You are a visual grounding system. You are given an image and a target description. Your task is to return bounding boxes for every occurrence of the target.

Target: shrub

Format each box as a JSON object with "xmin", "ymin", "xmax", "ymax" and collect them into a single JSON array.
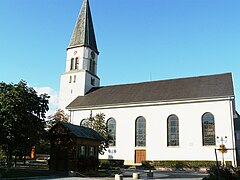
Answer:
[
  {"xmin": 203, "ymin": 165, "xmax": 240, "ymax": 180},
  {"xmin": 99, "ymin": 160, "xmax": 111, "ymax": 169},
  {"xmin": 145, "ymin": 160, "xmax": 218, "ymax": 169},
  {"xmin": 99, "ymin": 159, "xmax": 124, "ymax": 169},
  {"xmin": 142, "ymin": 161, "xmax": 155, "ymax": 170}
]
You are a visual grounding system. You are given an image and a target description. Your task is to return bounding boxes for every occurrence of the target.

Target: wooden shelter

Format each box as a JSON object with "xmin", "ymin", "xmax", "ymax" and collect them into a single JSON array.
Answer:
[{"xmin": 49, "ymin": 122, "xmax": 104, "ymax": 172}]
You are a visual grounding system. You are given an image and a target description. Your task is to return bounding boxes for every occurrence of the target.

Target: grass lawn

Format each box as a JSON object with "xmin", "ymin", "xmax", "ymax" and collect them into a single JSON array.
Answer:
[{"xmin": 0, "ymin": 168, "xmax": 50, "ymax": 178}]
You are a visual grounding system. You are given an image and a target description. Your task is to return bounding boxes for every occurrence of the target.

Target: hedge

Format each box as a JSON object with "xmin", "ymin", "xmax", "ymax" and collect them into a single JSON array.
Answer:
[{"xmin": 143, "ymin": 160, "xmax": 232, "ymax": 169}]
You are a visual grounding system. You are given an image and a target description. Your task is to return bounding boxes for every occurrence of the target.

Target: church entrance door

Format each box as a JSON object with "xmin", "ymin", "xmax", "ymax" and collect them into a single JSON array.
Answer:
[{"xmin": 135, "ymin": 150, "xmax": 146, "ymax": 163}]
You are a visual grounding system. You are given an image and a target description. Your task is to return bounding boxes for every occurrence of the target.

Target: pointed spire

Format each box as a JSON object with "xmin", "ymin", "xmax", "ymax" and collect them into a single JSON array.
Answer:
[{"xmin": 68, "ymin": 0, "xmax": 98, "ymax": 54}]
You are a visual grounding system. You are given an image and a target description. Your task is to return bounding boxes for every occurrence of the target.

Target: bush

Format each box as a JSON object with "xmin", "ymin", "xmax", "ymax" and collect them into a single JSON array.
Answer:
[
  {"xmin": 142, "ymin": 161, "xmax": 155, "ymax": 170},
  {"xmin": 99, "ymin": 159, "xmax": 124, "ymax": 169},
  {"xmin": 99, "ymin": 160, "xmax": 111, "ymax": 169},
  {"xmin": 203, "ymin": 166, "xmax": 240, "ymax": 180},
  {"xmin": 145, "ymin": 160, "xmax": 218, "ymax": 169}
]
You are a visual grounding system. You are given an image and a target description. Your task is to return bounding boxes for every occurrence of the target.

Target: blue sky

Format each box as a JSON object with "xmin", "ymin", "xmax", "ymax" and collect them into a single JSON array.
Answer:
[{"xmin": 0, "ymin": 0, "xmax": 240, "ymax": 113}]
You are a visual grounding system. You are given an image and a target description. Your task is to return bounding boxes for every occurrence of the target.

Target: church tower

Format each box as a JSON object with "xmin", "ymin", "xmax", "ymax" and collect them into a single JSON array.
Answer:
[{"xmin": 59, "ymin": 0, "xmax": 100, "ymax": 111}]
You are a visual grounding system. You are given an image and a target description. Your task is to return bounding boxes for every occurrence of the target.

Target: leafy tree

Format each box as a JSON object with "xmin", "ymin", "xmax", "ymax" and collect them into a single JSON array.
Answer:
[
  {"xmin": 46, "ymin": 109, "xmax": 69, "ymax": 128},
  {"xmin": 0, "ymin": 81, "xmax": 49, "ymax": 170},
  {"xmin": 85, "ymin": 113, "xmax": 109, "ymax": 154},
  {"xmin": 37, "ymin": 109, "xmax": 70, "ymax": 156}
]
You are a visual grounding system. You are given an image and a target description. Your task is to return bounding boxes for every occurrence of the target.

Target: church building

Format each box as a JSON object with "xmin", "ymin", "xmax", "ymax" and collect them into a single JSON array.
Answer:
[{"xmin": 59, "ymin": 0, "xmax": 240, "ymax": 166}]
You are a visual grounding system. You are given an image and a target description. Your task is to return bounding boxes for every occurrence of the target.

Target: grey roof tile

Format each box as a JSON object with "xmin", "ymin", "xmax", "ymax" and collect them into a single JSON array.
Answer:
[
  {"xmin": 67, "ymin": 73, "xmax": 234, "ymax": 109},
  {"xmin": 62, "ymin": 122, "xmax": 105, "ymax": 141}
]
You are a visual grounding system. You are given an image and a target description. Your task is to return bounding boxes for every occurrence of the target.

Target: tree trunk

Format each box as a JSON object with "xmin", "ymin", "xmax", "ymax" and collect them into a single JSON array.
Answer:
[
  {"xmin": 14, "ymin": 156, "xmax": 17, "ymax": 167},
  {"xmin": 23, "ymin": 156, "xmax": 26, "ymax": 165},
  {"xmin": 6, "ymin": 146, "xmax": 13, "ymax": 172}
]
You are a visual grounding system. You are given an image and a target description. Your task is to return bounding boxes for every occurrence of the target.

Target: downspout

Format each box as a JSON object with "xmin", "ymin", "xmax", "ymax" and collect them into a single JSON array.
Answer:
[
  {"xmin": 69, "ymin": 110, "xmax": 72, "ymax": 123},
  {"xmin": 229, "ymin": 97, "xmax": 236, "ymax": 167}
]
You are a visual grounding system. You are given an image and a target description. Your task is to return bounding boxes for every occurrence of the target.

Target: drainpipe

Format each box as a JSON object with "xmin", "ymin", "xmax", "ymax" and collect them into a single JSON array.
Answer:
[{"xmin": 229, "ymin": 96, "xmax": 236, "ymax": 167}]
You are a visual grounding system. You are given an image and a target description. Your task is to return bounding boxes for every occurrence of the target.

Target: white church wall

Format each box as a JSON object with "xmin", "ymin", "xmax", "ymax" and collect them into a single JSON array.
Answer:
[
  {"xmin": 66, "ymin": 47, "xmax": 84, "ymax": 72},
  {"xmin": 60, "ymin": 46, "xmax": 100, "ymax": 111},
  {"xmin": 59, "ymin": 72, "xmax": 86, "ymax": 110},
  {"xmin": 85, "ymin": 73, "xmax": 100, "ymax": 94},
  {"xmin": 70, "ymin": 98, "xmax": 236, "ymax": 165}
]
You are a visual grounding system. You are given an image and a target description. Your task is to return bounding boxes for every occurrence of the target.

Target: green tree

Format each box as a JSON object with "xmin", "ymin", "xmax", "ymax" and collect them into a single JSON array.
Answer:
[
  {"xmin": 36, "ymin": 109, "xmax": 70, "ymax": 155},
  {"xmin": 86, "ymin": 113, "xmax": 109, "ymax": 154},
  {"xmin": 0, "ymin": 81, "xmax": 49, "ymax": 170},
  {"xmin": 46, "ymin": 109, "xmax": 69, "ymax": 129}
]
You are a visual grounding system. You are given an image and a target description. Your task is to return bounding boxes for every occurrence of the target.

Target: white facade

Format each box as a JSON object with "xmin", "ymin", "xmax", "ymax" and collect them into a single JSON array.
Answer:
[
  {"xmin": 59, "ymin": 0, "xmax": 239, "ymax": 167},
  {"xmin": 59, "ymin": 46, "xmax": 99, "ymax": 110},
  {"xmin": 69, "ymin": 97, "xmax": 237, "ymax": 166}
]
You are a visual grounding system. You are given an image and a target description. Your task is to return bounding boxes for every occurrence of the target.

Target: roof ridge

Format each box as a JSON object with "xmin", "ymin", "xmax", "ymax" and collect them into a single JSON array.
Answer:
[
  {"xmin": 98, "ymin": 72, "xmax": 232, "ymax": 89},
  {"xmin": 68, "ymin": 72, "xmax": 234, "ymax": 109}
]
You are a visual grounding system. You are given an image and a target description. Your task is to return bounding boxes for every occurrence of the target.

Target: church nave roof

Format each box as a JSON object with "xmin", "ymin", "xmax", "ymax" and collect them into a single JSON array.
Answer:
[{"xmin": 67, "ymin": 73, "xmax": 234, "ymax": 109}]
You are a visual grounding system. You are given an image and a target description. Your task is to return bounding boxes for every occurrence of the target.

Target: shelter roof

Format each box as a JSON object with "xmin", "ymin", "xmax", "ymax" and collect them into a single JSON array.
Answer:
[{"xmin": 61, "ymin": 122, "xmax": 104, "ymax": 141}]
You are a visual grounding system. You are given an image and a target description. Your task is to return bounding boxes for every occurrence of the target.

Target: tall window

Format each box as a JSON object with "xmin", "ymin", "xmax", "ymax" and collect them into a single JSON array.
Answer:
[
  {"xmin": 107, "ymin": 118, "xmax": 116, "ymax": 146},
  {"xmin": 89, "ymin": 59, "xmax": 95, "ymax": 74},
  {"xmin": 135, "ymin": 117, "xmax": 146, "ymax": 147},
  {"xmin": 80, "ymin": 119, "xmax": 89, "ymax": 127},
  {"xmin": 202, "ymin": 112, "xmax": 216, "ymax": 146},
  {"xmin": 167, "ymin": 114, "xmax": 179, "ymax": 146},
  {"xmin": 70, "ymin": 58, "xmax": 74, "ymax": 70},
  {"xmin": 92, "ymin": 61, "xmax": 96, "ymax": 74},
  {"xmin": 75, "ymin": 57, "xmax": 79, "ymax": 70}
]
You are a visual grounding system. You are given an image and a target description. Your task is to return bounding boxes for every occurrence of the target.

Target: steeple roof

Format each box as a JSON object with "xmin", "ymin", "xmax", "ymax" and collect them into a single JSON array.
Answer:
[{"xmin": 68, "ymin": 0, "xmax": 98, "ymax": 53}]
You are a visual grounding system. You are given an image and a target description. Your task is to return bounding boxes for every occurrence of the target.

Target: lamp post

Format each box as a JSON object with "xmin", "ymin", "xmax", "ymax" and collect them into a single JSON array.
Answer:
[{"xmin": 217, "ymin": 136, "xmax": 227, "ymax": 167}]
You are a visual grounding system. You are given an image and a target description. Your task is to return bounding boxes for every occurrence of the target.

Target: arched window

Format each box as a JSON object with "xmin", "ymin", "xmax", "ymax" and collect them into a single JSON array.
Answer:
[
  {"xmin": 107, "ymin": 118, "xmax": 116, "ymax": 146},
  {"xmin": 80, "ymin": 119, "xmax": 89, "ymax": 127},
  {"xmin": 202, "ymin": 112, "xmax": 216, "ymax": 146},
  {"xmin": 135, "ymin": 117, "xmax": 146, "ymax": 147},
  {"xmin": 167, "ymin": 114, "xmax": 179, "ymax": 146}
]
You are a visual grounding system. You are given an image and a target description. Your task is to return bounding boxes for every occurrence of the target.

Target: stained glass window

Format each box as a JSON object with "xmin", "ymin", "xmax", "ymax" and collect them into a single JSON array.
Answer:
[
  {"xmin": 135, "ymin": 117, "xmax": 146, "ymax": 147},
  {"xmin": 167, "ymin": 115, "xmax": 179, "ymax": 146},
  {"xmin": 107, "ymin": 118, "xmax": 116, "ymax": 146},
  {"xmin": 202, "ymin": 112, "xmax": 215, "ymax": 146}
]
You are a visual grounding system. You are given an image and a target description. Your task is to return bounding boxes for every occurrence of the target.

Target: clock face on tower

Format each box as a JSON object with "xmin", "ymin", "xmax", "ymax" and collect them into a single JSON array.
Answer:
[{"xmin": 91, "ymin": 51, "xmax": 95, "ymax": 59}]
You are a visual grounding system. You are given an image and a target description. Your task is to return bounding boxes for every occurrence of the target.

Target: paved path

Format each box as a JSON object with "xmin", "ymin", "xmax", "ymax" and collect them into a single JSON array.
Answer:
[{"xmin": 38, "ymin": 169, "xmax": 207, "ymax": 180}]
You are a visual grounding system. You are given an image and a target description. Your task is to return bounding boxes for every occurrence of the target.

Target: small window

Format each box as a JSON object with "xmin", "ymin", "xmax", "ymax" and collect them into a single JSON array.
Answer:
[
  {"xmin": 202, "ymin": 112, "xmax": 216, "ymax": 146},
  {"xmin": 78, "ymin": 145, "xmax": 86, "ymax": 158},
  {"xmin": 91, "ymin": 78, "xmax": 95, "ymax": 86},
  {"xmin": 73, "ymin": 75, "xmax": 76, "ymax": 83},
  {"xmin": 69, "ymin": 76, "xmax": 72, "ymax": 83},
  {"xmin": 167, "ymin": 114, "xmax": 179, "ymax": 146},
  {"xmin": 75, "ymin": 57, "xmax": 79, "ymax": 70},
  {"xmin": 89, "ymin": 147, "xmax": 95, "ymax": 157}
]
